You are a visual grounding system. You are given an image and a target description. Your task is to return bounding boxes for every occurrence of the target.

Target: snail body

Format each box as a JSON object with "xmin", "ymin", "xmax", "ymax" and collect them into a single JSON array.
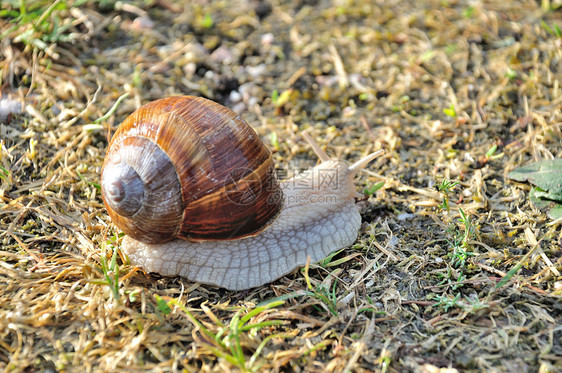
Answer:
[{"xmin": 101, "ymin": 96, "xmax": 382, "ymax": 290}]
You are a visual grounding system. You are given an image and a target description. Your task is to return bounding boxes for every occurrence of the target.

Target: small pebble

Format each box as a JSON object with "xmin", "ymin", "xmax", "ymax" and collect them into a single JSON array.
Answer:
[
  {"xmin": 261, "ymin": 33, "xmax": 274, "ymax": 46},
  {"xmin": 397, "ymin": 213, "xmax": 415, "ymax": 221},
  {"xmin": 210, "ymin": 45, "xmax": 234, "ymax": 64},
  {"xmin": 131, "ymin": 16, "xmax": 154, "ymax": 30},
  {"xmin": 0, "ymin": 97, "xmax": 24, "ymax": 121},
  {"xmin": 229, "ymin": 90, "xmax": 242, "ymax": 103}
]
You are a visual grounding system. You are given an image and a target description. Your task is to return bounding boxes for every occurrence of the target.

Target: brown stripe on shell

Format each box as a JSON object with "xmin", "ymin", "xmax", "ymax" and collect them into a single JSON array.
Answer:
[{"xmin": 179, "ymin": 153, "xmax": 283, "ymax": 240}]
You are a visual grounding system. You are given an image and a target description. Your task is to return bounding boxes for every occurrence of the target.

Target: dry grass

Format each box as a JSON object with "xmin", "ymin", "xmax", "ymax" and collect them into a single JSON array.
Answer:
[{"xmin": 1, "ymin": 0, "xmax": 561, "ymax": 371}]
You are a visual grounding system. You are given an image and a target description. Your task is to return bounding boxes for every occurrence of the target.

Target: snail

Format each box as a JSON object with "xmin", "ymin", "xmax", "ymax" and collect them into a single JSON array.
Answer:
[{"xmin": 101, "ymin": 96, "xmax": 383, "ymax": 290}]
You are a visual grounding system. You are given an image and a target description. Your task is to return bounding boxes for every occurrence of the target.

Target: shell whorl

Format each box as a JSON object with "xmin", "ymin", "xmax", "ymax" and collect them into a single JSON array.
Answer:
[
  {"xmin": 103, "ymin": 163, "xmax": 143, "ymax": 217},
  {"xmin": 101, "ymin": 136, "xmax": 184, "ymax": 243}
]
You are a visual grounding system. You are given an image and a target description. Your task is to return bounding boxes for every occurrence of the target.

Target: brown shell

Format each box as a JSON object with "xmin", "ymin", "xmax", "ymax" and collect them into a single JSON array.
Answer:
[{"xmin": 101, "ymin": 96, "xmax": 283, "ymax": 243}]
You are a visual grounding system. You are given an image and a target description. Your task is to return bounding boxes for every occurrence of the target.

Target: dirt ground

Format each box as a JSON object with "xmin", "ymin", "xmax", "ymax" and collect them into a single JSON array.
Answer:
[{"xmin": 0, "ymin": 0, "xmax": 561, "ymax": 372}]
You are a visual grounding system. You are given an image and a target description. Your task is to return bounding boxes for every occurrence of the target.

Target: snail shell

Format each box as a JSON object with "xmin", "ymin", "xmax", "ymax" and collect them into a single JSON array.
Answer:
[
  {"xmin": 101, "ymin": 96, "xmax": 383, "ymax": 290},
  {"xmin": 101, "ymin": 96, "xmax": 283, "ymax": 243}
]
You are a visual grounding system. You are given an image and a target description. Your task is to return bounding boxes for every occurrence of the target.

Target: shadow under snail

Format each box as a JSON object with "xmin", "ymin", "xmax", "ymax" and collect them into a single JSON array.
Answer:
[{"xmin": 101, "ymin": 96, "xmax": 383, "ymax": 290}]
